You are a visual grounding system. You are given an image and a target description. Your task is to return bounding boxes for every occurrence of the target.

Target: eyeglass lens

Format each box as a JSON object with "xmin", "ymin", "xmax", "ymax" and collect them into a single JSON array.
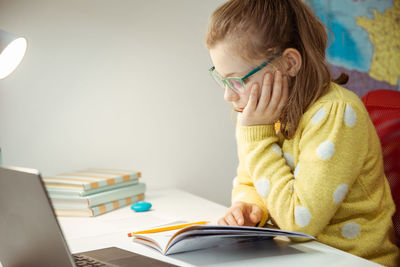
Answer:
[
  {"xmin": 228, "ymin": 79, "xmax": 244, "ymax": 93},
  {"xmin": 211, "ymin": 69, "xmax": 245, "ymax": 93}
]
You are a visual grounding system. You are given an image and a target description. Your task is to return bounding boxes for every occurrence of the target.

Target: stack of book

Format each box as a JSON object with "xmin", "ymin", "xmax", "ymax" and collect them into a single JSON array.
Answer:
[{"xmin": 42, "ymin": 168, "xmax": 146, "ymax": 217}]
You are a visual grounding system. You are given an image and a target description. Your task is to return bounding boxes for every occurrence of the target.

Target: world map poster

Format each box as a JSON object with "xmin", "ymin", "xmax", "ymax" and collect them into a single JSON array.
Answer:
[{"xmin": 306, "ymin": 0, "xmax": 400, "ymax": 97}]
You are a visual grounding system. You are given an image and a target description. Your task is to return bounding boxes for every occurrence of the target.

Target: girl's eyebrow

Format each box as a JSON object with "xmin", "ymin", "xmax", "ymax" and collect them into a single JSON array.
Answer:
[
  {"xmin": 219, "ymin": 67, "xmax": 254, "ymax": 78},
  {"xmin": 215, "ymin": 67, "xmax": 248, "ymax": 78},
  {"xmin": 223, "ymin": 72, "xmax": 237, "ymax": 77},
  {"xmin": 225, "ymin": 72, "xmax": 239, "ymax": 77},
  {"xmin": 219, "ymin": 70, "xmax": 243, "ymax": 78}
]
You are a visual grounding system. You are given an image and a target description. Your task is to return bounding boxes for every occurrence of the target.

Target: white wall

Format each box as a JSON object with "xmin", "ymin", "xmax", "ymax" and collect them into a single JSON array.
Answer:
[{"xmin": 0, "ymin": 0, "xmax": 237, "ymax": 206}]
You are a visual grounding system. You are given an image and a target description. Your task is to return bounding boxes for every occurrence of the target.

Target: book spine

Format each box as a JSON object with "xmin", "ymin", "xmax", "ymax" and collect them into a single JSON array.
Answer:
[
  {"xmin": 81, "ymin": 179, "xmax": 139, "ymax": 196},
  {"xmin": 45, "ymin": 179, "xmax": 139, "ymax": 197},
  {"xmin": 55, "ymin": 194, "xmax": 145, "ymax": 217},
  {"xmin": 50, "ymin": 183, "xmax": 146, "ymax": 208},
  {"xmin": 91, "ymin": 193, "xmax": 144, "ymax": 216},
  {"xmin": 42, "ymin": 169, "xmax": 141, "ymax": 190},
  {"xmin": 89, "ymin": 183, "xmax": 146, "ymax": 206},
  {"xmin": 77, "ymin": 170, "xmax": 142, "ymax": 185}
]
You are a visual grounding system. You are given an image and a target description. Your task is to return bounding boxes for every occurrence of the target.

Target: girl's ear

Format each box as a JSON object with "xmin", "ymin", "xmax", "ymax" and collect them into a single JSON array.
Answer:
[{"xmin": 282, "ymin": 48, "xmax": 302, "ymax": 77}]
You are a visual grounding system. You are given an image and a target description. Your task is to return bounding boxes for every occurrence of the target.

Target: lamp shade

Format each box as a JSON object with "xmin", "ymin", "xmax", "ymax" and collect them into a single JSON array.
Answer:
[{"xmin": 0, "ymin": 29, "xmax": 27, "ymax": 79}]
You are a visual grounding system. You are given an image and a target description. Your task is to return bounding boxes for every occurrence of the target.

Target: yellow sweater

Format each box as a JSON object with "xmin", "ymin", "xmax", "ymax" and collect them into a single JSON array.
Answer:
[{"xmin": 232, "ymin": 83, "xmax": 399, "ymax": 266}]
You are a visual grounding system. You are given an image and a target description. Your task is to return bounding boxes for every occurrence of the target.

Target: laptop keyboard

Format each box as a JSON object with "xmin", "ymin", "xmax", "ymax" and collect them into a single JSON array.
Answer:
[{"xmin": 72, "ymin": 254, "xmax": 107, "ymax": 267}]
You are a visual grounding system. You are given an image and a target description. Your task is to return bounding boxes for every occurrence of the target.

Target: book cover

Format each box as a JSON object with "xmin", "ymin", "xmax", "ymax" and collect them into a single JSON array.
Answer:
[
  {"xmin": 50, "ymin": 182, "xmax": 146, "ymax": 209},
  {"xmin": 45, "ymin": 179, "xmax": 139, "ymax": 197},
  {"xmin": 132, "ymin": 224, "xmax": 315, "ymax": 255},
  {"xmin": 42, "ymin": 168, "xmax": 141, "ymax": 191},
  {"xmin": 54, "ymin": 193, "xmax": 145, "ymax": 217}
]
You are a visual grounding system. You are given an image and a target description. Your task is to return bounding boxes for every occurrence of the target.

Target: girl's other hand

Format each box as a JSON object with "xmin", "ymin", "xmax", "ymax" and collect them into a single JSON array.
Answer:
[
  {"xmin": 240, "ymin": 71, "xmax": 289, "ymax": 126},
  {"xmin": 217, "ymin": 202, "xmax": 263, "ymax": 227}
]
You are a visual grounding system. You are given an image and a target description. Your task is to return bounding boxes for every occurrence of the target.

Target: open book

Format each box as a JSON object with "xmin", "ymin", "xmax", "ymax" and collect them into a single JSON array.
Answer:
[{"xmin": 132, "ymin": 224, "xmax": 315, "ymax": 255}]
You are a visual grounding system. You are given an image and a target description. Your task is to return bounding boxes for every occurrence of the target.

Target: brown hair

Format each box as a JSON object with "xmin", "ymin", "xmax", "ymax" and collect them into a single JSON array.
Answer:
[{"xmin": 206, "ymin": 0, "xmax": 348, "ymax": 139}]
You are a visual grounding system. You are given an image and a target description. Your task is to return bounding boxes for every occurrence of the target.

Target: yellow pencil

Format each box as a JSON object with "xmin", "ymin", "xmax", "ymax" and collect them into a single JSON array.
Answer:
[{"xmin": 127, "ymin": 221, "xmax": 209, "ymax": 237}]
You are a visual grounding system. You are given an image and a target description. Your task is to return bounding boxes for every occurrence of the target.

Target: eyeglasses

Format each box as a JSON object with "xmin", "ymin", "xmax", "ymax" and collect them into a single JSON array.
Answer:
[{"xmin": 209, "ymin": 53, "xmax": 281, "ymax": 94}]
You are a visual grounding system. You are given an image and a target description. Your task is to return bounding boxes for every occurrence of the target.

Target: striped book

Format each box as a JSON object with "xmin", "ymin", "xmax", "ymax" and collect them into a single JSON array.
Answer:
[
  {"xmin": 42, "ymin": 168, "xmax": 141, "ymax": 191},
  {"xmin": 49, "ymin": 183, "xmax": 146, "ymax": 209},
  {"xmin": 54, "ymin": 193, "xmax": 145, "ymax": 217},
  {"xmin": 45, "ymin": 180, "xmax": 139, "ymax": 197}
]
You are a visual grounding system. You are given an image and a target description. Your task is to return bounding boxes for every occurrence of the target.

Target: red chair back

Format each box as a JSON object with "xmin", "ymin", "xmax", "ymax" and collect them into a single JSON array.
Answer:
[{"xmin": 362, "ymin": 89, "xmax": 400, "ymax": 247}]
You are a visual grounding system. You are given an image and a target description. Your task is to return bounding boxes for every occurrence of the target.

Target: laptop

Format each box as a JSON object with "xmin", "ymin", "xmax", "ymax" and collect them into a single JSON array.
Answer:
[{"xmin": 0, "ymin": 166, "xmax": 177, "ymax": 267}]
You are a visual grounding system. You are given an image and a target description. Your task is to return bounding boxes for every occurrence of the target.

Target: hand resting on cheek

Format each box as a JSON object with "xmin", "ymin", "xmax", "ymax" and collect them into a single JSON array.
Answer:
[{"xmin": 240, "ymin": 71, "xmax": 289, "ymax": 126}]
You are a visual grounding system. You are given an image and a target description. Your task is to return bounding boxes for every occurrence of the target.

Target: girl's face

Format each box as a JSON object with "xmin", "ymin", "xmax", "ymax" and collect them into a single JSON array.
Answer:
[{"xmin": 209, "ymin": 42, "xmax": 278, "ymax": 111}]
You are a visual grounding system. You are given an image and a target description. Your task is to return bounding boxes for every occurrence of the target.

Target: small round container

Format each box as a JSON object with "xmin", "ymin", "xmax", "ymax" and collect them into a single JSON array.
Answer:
[{"xmin": 131, "ymin": 201, "xmax": 152, "ymax": 212}]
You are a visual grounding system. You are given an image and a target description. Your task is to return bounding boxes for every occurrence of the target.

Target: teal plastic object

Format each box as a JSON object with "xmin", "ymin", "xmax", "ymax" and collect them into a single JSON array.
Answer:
[{"xmin": 131, "ymin": 201, "xmax": 152, "ymax": 212}]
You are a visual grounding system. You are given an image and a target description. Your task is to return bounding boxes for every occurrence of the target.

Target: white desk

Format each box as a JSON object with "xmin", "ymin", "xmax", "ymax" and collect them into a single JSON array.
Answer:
[{"xmin": 57, "ymin": 188, "xmax": 381, "ymax": 267}]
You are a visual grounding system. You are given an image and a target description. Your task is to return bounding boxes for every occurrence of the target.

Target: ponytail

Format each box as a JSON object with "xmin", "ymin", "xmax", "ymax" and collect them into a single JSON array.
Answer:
[
  {"xmin": 278, "ymin": 0, "xmax": 332, "ymax": 138},
  {"xmin": 333, "ymin": 72, "xmax": 349, "ymax": 85}
]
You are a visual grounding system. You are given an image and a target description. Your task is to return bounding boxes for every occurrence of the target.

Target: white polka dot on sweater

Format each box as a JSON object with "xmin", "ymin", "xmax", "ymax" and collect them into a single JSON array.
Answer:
[
  {"xmin": 295, "ymin": 206, "xmax": 311, "ymax": 227},
  {"xmin": 232, "ymin": 192, "xmax": 246, "ymax": 203},
  {"xmin": 232, "ymin": 177, "xmax": 239, "ymax": 188},
  {"xmin": 344, "ymin": 104, "xmax": 357, "ymax": 127},
  {"xmin": 341, "ymin": 222, "xmax": 360, "ymax": 239},
  {"xmin": 311, "ymin": 107, "xmax": 326, "ymax": 124},
  {"xmin": 255, "ymin": 178, "xmax": 270, "ymax": 198},
  {"xmin": 316, "ymin": 141, "xmax": 335, "ymax": 159},
  {"xmin": 294, "ymin": 163, "xmax": 300, "ymax": 178},
  {"xmin": 333, "ymin": 184, "xmax": 348, "ymax": 203},
  {"xmin": 284, "ymin": 153, "xmax": 295, "ymax": 169},
  {"xmin": 271, "ymin": 143, "xmax": 282, "ymax": 156}
]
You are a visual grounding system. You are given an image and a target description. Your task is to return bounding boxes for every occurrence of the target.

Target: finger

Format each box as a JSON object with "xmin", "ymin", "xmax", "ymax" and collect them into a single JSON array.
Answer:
[
  {"xmin": 242, "ymin": 203, "xmax": 256, "ymax": 226},
  {"xmin": 232, "ymin": 208, "xmax": 245, "ymax": 226},
  {"xmin": 267, "ymin": 71, "xmax": 283, "ymax": 112},
  {"xmin": 257, "ymin": 72, "xmax": 273, "ymax": 111},
  {"xmin": 277, "ymin": 74, "xmax": 289, "ymax": 112},
  {"xmin": 245, "ymin": 83, "xmax": 259, "ymax": 112},
  {"xmin": 250, "ymin": 205, "xmax": 263, "ymax": 224},
  {"xmin": 218, "ymin": 217, "xmax": 228, "ymax": 225},
  {"xmin": 225, "ymin": 213, "xmax": 239, "ymax": 226}
]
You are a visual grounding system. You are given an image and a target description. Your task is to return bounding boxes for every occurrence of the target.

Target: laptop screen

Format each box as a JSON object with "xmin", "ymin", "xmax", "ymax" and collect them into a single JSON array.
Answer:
[{"xmin": 0, "ymin": 166, "xmax": 76, "ymax": 267}]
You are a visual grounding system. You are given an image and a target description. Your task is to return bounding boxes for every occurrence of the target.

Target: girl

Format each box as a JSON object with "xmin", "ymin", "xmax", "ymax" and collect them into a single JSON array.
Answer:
[{"xmin": 205, "ymin": 0, "xmax": 399, "ymax": 266}]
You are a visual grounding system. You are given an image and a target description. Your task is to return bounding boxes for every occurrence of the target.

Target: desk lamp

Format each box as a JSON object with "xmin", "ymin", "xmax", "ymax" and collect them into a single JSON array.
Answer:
[
  {"xmin": 0, "ymin": 29, "xmax": 27, "ymax": 79},
  {"xmin": 0, "ymin": 29, "xmax": 27, "ymax": 165}
]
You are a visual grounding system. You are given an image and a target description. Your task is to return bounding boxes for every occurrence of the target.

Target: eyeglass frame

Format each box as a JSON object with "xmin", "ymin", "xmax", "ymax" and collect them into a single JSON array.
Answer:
[{"xmin": 209, "ymin": 53, "xmax": 282, "ymax": 94}]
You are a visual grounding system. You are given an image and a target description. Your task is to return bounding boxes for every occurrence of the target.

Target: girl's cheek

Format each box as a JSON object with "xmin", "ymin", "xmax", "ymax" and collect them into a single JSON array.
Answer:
[
  {"xmin": 243, "ymin": 82, "xmax": 255, "ymax": 98},
  {"xmin": 240, "ymin": 91, "xmax": 251, "ymax": 105}
]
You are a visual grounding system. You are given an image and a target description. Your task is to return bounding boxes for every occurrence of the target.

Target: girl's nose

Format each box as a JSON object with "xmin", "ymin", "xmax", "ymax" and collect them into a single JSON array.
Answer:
[{"xmin": 224, "ymin": 86, "xmax": 239, "ymax": 102}]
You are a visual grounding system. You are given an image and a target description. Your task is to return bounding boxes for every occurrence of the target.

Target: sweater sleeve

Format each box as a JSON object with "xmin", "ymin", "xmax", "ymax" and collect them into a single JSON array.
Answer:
[
  {"xmin": 237, "ymin": 100, "xmax": 368, "ymax": 237},
  {"xmin": 231, "ymin": 118, "xmax": 269, "ymax": 227}
]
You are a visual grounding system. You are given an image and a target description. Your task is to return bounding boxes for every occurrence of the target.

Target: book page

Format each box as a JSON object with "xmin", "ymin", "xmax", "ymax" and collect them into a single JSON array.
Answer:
[
  {"xmin": 166, "ymin": 235, "xmax": 273, "ymax": 255},
  {"xmin": 133, "ymin": 229, "xmax": 182, "ymax": 254},
  {"xmin": 168, "ymin": 228, "xmax": 307, "ymax": 249},
  {"xmin": 167, "ymin": 225, "xmax": 313, "ymax": 249},
  {"xmin": 132, "ymin": 224, "xmax": 315, "ymax": 256}
]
